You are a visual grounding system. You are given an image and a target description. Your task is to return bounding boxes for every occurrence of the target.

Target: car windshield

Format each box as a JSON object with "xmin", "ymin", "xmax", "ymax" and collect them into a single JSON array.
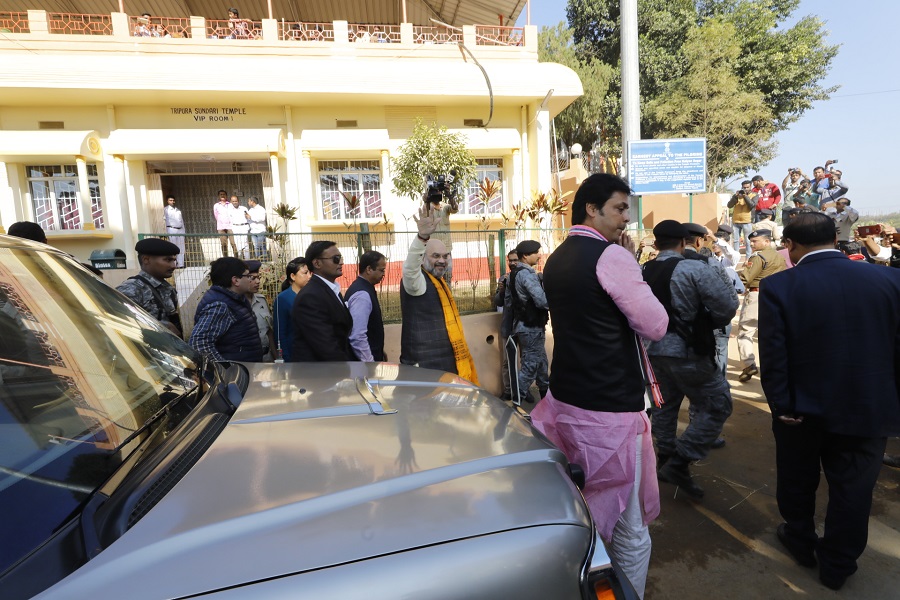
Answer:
[{"xmin": 0, "ymin": 246, "xmax": 200, "ymax": 573}]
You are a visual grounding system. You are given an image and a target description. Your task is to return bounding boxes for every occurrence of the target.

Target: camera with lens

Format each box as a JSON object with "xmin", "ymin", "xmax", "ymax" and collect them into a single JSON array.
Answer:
[{"xmin": 425, "ymin": 170, "xmax": 458, "ymax": 204}]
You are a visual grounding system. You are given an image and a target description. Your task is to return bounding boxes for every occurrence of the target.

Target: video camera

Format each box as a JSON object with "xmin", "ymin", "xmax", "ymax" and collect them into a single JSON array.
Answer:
[{"xmin": 425, "ymin": 170, "xmax": 459, "ymax": 204}]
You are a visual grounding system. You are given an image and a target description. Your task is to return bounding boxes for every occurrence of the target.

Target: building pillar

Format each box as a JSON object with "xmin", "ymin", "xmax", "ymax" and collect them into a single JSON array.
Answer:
[
  {"xmin": 112, "ymin": 155, "xmax": 136, "ymax": 259},
  {"xmin": 295, "ymin": 150, "xmax": 313, "ymax": 232},
  {"xmin": 268, "ymin": 152, "xmax": 282, "ymax": 207},
  {"xmin": 511, "ymin": 149, "xmax": 522, "ymax": 210},
  {"xmin": 75, "ymin": 155, "xmax": 95, "ymax": 230},
  {"xmin": 534, "ymin": 108, "xmax": 551, "ymax": 192}
]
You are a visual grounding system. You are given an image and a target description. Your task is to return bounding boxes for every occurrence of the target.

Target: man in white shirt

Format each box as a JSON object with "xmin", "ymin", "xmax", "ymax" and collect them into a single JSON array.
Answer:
[
  {"xmin": 164, "ymin": 195, "xmax": 185, "ymax": 268},
  {"xmin": 822, "ymin": 197, "xmax": 859, "ymax": 251},
  {"xmin": 246, "ymin": 196, "xmax": 268, "ymax": 260},
  {"xmin": 228, "ymin": 196, "xmax": 250, "ymax": 259}
]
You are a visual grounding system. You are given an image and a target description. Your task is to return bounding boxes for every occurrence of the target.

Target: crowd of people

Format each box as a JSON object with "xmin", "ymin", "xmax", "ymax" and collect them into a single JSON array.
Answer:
[{"xmin": 6, "ymin": 164, "xmax": 898, "ymax": 598}]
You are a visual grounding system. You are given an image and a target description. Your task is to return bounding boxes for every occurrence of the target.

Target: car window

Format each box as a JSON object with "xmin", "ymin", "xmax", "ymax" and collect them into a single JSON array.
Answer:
[{"xmin": 0, "ymin": 247, "xmax": 200, "ymax": 573}]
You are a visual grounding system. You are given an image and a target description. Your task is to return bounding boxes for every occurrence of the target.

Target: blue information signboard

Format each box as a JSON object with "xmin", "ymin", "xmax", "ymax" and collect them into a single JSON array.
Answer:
[{"xmin": 627, "ymin": 138, "xmax": 707, "ymax": 195}]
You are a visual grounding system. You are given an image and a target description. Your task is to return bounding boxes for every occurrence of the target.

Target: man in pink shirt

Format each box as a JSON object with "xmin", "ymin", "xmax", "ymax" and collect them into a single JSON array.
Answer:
[
  {"xmin": 751, "ymin": 175, "xmax": 782, "ymax": 223},
  {"xmin": 213, "ymin": 189, "xmax": 238, "ymax": 257},
  {"xmin": 532, "ymin": 173, "xmax": 668, "ymax": 599}
]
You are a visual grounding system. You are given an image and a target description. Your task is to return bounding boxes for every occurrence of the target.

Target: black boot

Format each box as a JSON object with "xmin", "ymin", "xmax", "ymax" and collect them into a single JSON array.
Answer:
[{"xmin": 657, "ymin": 454, "xmax": 704, "ymax": 499}]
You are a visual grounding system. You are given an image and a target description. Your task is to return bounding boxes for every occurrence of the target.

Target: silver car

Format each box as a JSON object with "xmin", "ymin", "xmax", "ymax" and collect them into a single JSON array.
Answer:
[{"xmin": 0, "ymin": 236, "xmax": 636, "ymax": 599}]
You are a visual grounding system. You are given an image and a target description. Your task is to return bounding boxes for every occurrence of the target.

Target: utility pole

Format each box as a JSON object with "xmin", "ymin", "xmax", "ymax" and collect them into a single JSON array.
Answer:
[{"xmin": 620, "ymin": 0, "xmax": 640, "ymax": 180}]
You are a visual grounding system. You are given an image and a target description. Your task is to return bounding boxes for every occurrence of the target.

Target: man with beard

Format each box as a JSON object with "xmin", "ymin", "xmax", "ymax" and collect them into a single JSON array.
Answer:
[{"xmin": 399, "ymin": 204, "xmax": 478, "ymax": 384}]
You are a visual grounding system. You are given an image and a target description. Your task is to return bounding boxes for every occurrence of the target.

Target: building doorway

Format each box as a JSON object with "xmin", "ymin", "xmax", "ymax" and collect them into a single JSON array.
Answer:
[{"xmin": 156, "ymin": 169, "xmax": 266, "ymax": 267}]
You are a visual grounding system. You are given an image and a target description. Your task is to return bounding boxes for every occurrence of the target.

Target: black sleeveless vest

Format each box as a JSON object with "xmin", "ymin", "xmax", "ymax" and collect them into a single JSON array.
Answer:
[
  {"xmin": 399, "ymin": 270, "xmax": 456, "ymax": 373},
  {"xmin": 195, "ymin": 286, "xmax": 263, "ymax": 362},
  {"xmin": 543, "ymin": 235, "xmax": 645, "ymax": 412},
  {"xmin": 346, "ymin": 276, "xmax": 386, "ymax": 361}
]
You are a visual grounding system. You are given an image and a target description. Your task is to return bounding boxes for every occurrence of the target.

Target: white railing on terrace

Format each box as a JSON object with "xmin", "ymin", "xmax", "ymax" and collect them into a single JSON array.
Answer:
[
  {"xmin": 347, "ymin": 23, "xmax": 401, "ymax": 43},
  {"xmin": 474, "ymin": 26, "xmax": 524, "ymax": 46},
  {"xmin": 412, "ymin": 25, "xmax": 462, "ymax": 44},
  {"xmin": 129, "ymin": 15, "xmax": 192, "ymax": 38},
  {"xmin": 0, "ymin": 12, "xmax": 30, "ymax": 33},
  {"xmin": 206, "ymin": 18, "xmax": 262, "ymax": 40},
  {"xmin": 279, "ymin": 21, "xmax": 335, "ymax": 41},
  {"xmin": 4, "ymin": 11, "xmax": 536, "ymax": 51},
  {"xmin": 48, "ymin": 13, "xmax": 112, "ymax": 35}
]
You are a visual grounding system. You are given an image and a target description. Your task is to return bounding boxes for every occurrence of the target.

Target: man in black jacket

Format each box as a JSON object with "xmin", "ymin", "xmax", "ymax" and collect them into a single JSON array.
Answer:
[
  {"xmin": 290, "ymin": 240, "xmax": 355, "ymax": 362},
  {"xmin": 760, "ymin": 212, "xmax": 900, "ymax": 590}
]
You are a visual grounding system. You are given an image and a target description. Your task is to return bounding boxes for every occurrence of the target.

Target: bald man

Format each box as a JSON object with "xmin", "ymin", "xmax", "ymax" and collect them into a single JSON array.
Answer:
[{"xmin": 399, "ymin": 204, "xmax": 478, "ymax": 383}]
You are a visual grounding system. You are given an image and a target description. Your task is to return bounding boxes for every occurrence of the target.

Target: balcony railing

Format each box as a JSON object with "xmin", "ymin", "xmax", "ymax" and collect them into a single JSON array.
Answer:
[
  {"xmin": 412, "ymin": 25, "xmax": 462, "ymax": 44},
  {"xmin": 0, "ymin": 11, "xmax": 30, "ymax": 33},
  {"xmin": 206, "ymin": 18, "xmax": 262, "ymax": 40},
  {"xmin": 475, "ymin": 26, "xmax": 525, "ymax": 47},
  {"xmin": 347, "ymin": 23, "xmax": 401, "ymax": 43},
  {"xmin": 279, "ymin": 20, "xmax": 335, "ymax": 42},
  {"xmin": 48, "ymin": 13, "xmax": 113, "ymax": 35},
  {"xmin": 5, "ymin": 11, "xmax": 535, "ymax": 51},
  {"xmin": 129, "ymin": 15, "xmax": 192, "ymax": 38}
]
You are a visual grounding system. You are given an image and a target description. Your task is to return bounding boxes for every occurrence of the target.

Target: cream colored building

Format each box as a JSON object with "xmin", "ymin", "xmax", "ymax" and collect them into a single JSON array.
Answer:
[{"xmin": 0, "ymin": 2, "xmax": 581, "ymax": 268}]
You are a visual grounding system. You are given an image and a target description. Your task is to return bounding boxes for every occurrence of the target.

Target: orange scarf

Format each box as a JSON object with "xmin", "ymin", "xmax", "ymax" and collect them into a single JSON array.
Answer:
[{"xmin": 424, "ymin": 271, "xmax": 480, "ymax": 385}]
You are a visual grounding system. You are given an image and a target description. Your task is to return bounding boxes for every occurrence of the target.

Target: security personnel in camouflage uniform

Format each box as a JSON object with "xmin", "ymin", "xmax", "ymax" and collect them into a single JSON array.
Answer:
[
  {"xmin": 505, "ymin": 240, "xmax": 549, "ymax": 405},
  {"xmin": 736, "ymin": 229, "xmax": 786, "ymax": 382},
  {"xmin": 117, "ymin": 238, "xmax": 182, "ymax": 336},
  {"xmin": 643, "ymin": 221, "xmax": 739, "ymax": 499}
]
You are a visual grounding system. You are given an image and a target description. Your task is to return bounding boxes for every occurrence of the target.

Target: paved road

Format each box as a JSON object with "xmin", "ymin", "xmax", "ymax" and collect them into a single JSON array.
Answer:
[{"xmin": 644, "ymin": 338, "xmax": 900, "ymax": 599}]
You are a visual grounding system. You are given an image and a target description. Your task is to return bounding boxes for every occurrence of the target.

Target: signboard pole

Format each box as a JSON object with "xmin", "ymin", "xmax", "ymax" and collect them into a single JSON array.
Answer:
[
  {"xmin": 689, "ymin": 193, "xmax": 693, "ymax": 223},
  {"xmin": 637, "ymin": 195, "xmax": 643, "ymax": 231}
]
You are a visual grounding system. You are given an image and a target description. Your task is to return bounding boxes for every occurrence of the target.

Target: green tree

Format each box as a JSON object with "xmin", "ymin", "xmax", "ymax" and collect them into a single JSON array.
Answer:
[
  {"xmin": 391, "ymin": 119, "xmax": 477, "ymax": 202},
  {"xmin": 646, "ymin": 18, "xmax": 776, "ymax": 189},
  {"xmin": 565, "ymin": 0, "xmax": 838, "ymax": 165},
  {"xmin": 538, "ymin": 23, "xmax": 615, "ymax": 151}
]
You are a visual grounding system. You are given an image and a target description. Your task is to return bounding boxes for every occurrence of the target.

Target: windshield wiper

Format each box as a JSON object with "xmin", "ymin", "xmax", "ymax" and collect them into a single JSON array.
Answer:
[{"xmin": 107, "ymin": 384, "xmax": 199, "ymax": 454}]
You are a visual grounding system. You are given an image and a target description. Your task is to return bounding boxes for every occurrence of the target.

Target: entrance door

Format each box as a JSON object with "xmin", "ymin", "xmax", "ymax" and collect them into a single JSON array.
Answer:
[{"xmin": 161, "ymin": 173, "xmax": 264, "ymax": 267}]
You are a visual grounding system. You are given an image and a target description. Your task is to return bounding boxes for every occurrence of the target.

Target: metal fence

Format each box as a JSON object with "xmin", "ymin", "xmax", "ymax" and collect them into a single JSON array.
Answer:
[{"xmin": 139, "ymin": 227, "xmax": 652, "ymax": 336}]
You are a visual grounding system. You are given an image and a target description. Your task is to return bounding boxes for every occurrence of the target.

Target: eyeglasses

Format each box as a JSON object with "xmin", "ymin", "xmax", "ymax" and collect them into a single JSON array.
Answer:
[
  {"xmin": 248, "ymin": 274, "xmax": 261, "ymax": 281},
  {"xmin": 317, "ymin": 254, "xmax": 343, "ymax": 264},
  {"xmin": 237, "ymin": 272, "xmax": 250, "ymax": 279}
]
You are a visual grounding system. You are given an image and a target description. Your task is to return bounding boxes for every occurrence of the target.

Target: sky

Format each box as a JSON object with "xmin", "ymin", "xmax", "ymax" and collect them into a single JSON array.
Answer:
[{"xmin": 517, "ymin": 1, "xmax": 900, "ymax": 215}]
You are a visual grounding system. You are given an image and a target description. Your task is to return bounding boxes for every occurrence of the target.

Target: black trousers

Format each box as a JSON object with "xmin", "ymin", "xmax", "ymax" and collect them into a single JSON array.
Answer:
[{"xmin": 772, "ymin": 417, "xmax": 886, "ymax": 578}]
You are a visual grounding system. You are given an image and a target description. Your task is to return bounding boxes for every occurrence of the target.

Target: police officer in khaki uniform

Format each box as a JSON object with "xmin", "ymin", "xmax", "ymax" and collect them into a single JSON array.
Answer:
[{"xmin": 736, "ymin": 229, "xmax": 786, "ymax": 382}]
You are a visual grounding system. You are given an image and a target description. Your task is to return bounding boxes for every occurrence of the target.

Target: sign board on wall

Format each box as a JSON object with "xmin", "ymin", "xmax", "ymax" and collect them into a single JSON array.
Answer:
[{"xmin": 627, "ymin": 138, "xmax": 707, "ymax": 195}]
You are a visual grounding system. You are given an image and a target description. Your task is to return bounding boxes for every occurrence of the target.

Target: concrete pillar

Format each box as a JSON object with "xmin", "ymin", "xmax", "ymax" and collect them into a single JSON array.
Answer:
[
  {"xmin": 333, "ymin": 21, "xmax": 349, "ymax": 44},
  {"xmin": 190, "ymin": 16, "xmax": 206, "ymax": 40},
  {"xmin": 400, "ymin": 22, "xmax": 413, "ymax": 46},
  {"xmin": 111, "ymin": 12, "xmax": 129, "ymax": 38},
  {"xmin": 511, "ymin": 149, "xmax": 522, "ymax": 207},
  {"xmin": 463, "ymin": 25, "xmax": 476, "ymax": 47},
  {"xmin": 261, "ymin": 18, "xmax": 278, "ymax": 41},
  {"xmin": 268, "ymin": 152, "xmax": 282, "ymax": 206},
  {"xmin": 112, "ymin": 155, "xmax": 136, "ymax": 258},
  {"xmin": 524, "ymin": 25, "xmax": 538, "ymax": 52},
  {"xmin": 295, "ymin": 150, "xmax": 313, "ymax": 232},
  {"xmin": 27, "ymin": 10, "xmax": 48, "ymax": 34},
  {"xmin": 535, "ymin": 109, "xmax": 551, "ymax": 192},
  {"xmin": 0, "ymin": 162, "xmax": 13, "ymax": 233},
  {"xmin": 520, "ymin": 105, "xmax": 531, "ymax": 196},
  {"xmin": 75, "ymin": 156, "xmax": 95, "ymax": 230}
]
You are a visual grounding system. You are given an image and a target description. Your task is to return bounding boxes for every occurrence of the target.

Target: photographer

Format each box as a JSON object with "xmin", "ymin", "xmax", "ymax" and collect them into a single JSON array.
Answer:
[
  {"xmin": 424, "ymin": 173, "xmax": 459, "ymax": 281},
  {"xmin": 790, "ymin": 178, "xmax": 818, "ymax": 210},
  {"xmin": 727, "ymin": 180, "xmax": 758, "ymax": 255},
  {"xmin": 781, "ymin": 168, "xmax": 806, "ymax": 221},
  {"xmin": 814, "ymin": 163, "xmax": 849, "ymax": 205}
]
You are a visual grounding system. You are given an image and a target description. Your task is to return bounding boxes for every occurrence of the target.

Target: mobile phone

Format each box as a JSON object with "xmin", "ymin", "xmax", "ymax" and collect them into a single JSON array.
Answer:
[{"xmin": 856, "ymin": 225, "xmax": 881, "ymax": 237}]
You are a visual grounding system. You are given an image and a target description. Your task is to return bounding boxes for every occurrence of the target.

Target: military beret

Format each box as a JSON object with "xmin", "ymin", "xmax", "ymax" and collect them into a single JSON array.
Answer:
[
  {"xmin": 135, "ymin": 237, "xmax": 180, "ymax": 256},
  {"xmin": 758, "ymin": 208, "xmax": 774, "ymax": 217},
  {"xmin": 717, "ymin": 223, "xmax": 734, "ymax": 234},
  {"xmin": 748, "ymin": 229, "xmax": 772, "ymax": 239},
  {"xmin": 515, "ymin": 240, "xmax": 541, "ymax": 256},
  {"xmin": 652, "ymin": 220, "xmax": 690, "ymax": 239},
  {"xmin": 244, "ymin": 260, "xmax": 262, "ymax": 273},
  {"xmin": 683, "ymin": 222, "xmax": 708, "ymax": 237}
]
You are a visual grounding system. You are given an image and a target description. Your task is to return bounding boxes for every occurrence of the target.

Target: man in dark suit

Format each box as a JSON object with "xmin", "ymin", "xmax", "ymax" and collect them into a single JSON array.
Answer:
[
  {"xmin": 759, "ymin": 212, "xmax": 900, "ymax": 591},
  {"xmin": 290, "ymin": 240, "xmax": 356, "ymax": 362}
]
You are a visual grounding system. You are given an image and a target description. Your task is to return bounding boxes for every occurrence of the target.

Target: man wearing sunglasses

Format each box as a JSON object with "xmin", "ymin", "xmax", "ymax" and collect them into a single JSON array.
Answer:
[
  {"xmin": 290, "ymin": 240, "xmax": 356, "ymax": 362},
  {"xmin": 190, "ymin": 257, "xmax": 264, "ymax": 362}
]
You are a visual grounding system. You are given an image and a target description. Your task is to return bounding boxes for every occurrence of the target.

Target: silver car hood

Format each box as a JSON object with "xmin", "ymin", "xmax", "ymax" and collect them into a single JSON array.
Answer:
[{"xmin": 40, "ymin": 362, "xmax": 590, "ymax": 599}]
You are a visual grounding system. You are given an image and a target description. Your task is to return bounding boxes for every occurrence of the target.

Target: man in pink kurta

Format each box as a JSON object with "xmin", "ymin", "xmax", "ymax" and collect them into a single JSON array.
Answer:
[
  {"xmin": 535, "ymin": 173, "xmax": 667, "ymax": 599},
  {"xmin": 213, "ymin": 189, "xmax": 238, "ymax": 257}
]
